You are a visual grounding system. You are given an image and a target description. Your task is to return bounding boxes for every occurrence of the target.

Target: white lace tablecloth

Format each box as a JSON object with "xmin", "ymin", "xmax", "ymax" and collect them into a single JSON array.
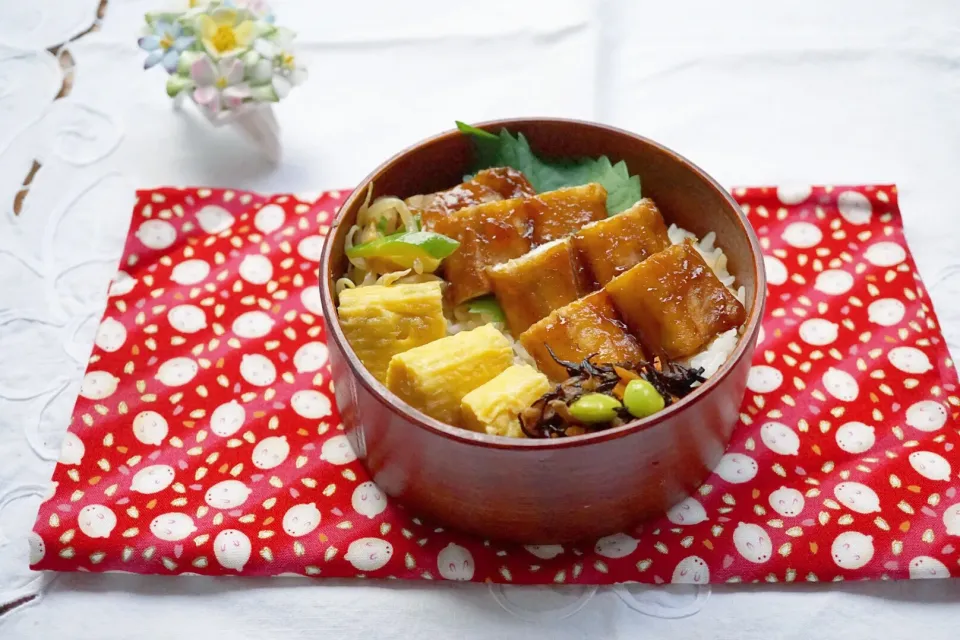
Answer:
[{"xmin": 3, "ymin": 1, "xmax": 960, "ymax": 638}]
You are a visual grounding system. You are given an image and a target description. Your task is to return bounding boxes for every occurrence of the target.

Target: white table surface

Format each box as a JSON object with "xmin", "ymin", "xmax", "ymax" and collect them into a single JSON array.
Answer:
[{"xmin": 3, "ymin": 1, "xmax": 960, "ymax": 638}]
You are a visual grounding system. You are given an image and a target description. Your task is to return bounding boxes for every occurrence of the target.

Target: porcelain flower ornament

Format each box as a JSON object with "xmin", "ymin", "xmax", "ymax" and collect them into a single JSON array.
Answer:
[
  {"xmin": 139, "ymin": 20, "xmax": 195, "ymax": 72},
  {"xmin": 191, "ymin": 56, "xmax": 250, "ymax": 113},
  {"xmin": 253, "ymin": 27, "xmax": 306, "ymax": 98},
  {"xmin": 192, "ymin": 0, "xmax": 273, "ymax": 17},
  {"xmin": 233, "ymin": 0, "xmax": 273, "ymax": 18},
  {"xmin": 140, "ymin": 0, "xmax": 304, "ymax": 118},
  {"xmin": 197, "ymin": 8, "xmax": 255, "ymax": 58}
]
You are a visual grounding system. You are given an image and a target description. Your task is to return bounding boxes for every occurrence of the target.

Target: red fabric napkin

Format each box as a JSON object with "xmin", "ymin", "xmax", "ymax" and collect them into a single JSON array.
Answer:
[{"xmin": 30, "ymin": 184, "xmax": 960, "ymax": 584}]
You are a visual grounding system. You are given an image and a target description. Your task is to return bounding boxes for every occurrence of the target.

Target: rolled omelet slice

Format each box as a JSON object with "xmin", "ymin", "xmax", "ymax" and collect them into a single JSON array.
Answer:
[
  {"xmin": 461, "ymin": 364, "xmax": 551, "ymax": 438},
  {"xmin": 386, "ymin": 324, "xmax": 513, "ymax": 425},
  {"xmin": 337, "ymin": 282, "xmax": 447, "ymax": 383}
]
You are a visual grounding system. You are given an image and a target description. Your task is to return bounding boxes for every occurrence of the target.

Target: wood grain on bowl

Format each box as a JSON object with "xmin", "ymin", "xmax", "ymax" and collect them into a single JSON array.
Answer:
[{"xmin": 320, "ymin": 119, "xmax": 765, "ymax": 543}]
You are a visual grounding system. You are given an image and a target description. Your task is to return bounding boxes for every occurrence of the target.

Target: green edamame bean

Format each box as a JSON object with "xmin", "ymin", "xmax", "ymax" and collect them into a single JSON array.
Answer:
[
  {"xmin": 569, "ymin": 393, "xmax": 622, "ymax": 423},
  {"xmin": 623, "ymin": 379, "xmax": 665, "ymax": 418}
]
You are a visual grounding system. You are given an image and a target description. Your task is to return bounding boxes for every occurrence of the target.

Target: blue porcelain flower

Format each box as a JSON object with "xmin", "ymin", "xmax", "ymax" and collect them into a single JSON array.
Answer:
[{"xmin": 139, "ymin": 21, "xmax": 196, "ymax": 73}]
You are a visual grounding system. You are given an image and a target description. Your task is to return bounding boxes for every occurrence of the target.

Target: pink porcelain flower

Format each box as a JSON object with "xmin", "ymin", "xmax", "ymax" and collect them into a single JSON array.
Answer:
[{"xmin": 191, "ymin": 55, "xmax": 250, "ymax": 114}]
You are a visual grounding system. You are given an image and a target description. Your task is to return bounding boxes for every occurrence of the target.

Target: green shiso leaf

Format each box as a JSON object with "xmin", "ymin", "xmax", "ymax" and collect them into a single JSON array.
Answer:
[{"xmin": 457, "ymin": 122, "xmax": 642, "ymax": 215}]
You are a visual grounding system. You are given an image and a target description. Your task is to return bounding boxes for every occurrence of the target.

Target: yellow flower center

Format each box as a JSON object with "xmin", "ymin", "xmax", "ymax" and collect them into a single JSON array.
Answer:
[
  {"xmin": 211, "ymin": 25, "xmax": 237, "ymax": 53},
  {"xmin": 282, "ymin": 53, "xmax": 295, "ymax": 68},
  {"xmin": 159, "ymin": 33, "xmax": 175, "ymax": 50},
  {"xmin": 215, "ymin": 76, "xmax": 228, "ymax": 90}
]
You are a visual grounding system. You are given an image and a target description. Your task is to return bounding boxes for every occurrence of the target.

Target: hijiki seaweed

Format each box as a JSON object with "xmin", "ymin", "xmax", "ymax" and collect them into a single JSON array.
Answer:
[{"xmin": 518, "ymin": 346, "xmax": 706, "ymax": 439}]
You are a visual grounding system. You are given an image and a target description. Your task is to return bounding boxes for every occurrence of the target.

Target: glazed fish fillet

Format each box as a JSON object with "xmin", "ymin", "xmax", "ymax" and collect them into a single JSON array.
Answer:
[
  {"xmin": 429, "ymin": 198, "xmax": 534, "ymax": 305},
  {"xmin": 572, "ymin": 198, "xmax": 670, "ymax": 285},
  {"xmin": 605, "ymin": 242, "xmax": 746, "ymax": 359},
  {"xmin": 486, "ymin": 237, "xmax": 595, "ymax": 335},
  {"xmin": 471, "ymin": 167, "xmax": 537, "ymax": 200},
  {"xmin": 519, "ymin": 290, "xmax": 645, "ymax": 382},
  {"xmin": 429, "ymin": 183, "xmax": 607, "ymax": 305},
  {"xmin": 407, "ymin": 167, "xmax": 536, "ymax": 229},
  {"xmin": 526, "ymin": 183, "xmax": 608, "ymax": 244}
]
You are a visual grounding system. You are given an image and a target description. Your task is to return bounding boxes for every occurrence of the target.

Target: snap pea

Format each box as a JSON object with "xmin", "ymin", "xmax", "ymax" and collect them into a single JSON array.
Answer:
[
  {"xmin": 568, "ymin": 393, "xmax": 622, "ymax": 424},
  {"xmin": 346, "ymin": 230, "xmax": 459, "ymax": 272},
  {"xmin": 467, "ymin": 296, "xmax": 506, "ymax": 323},
  {"xmin": 623, "ymin": 379, "xmax": 666, "ymax": 418}
]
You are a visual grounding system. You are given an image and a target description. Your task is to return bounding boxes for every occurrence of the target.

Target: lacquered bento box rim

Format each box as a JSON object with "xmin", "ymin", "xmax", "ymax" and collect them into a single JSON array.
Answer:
[{"xmin": 319, "ymin": 117, "xmax": 766, "ymax": 451}]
